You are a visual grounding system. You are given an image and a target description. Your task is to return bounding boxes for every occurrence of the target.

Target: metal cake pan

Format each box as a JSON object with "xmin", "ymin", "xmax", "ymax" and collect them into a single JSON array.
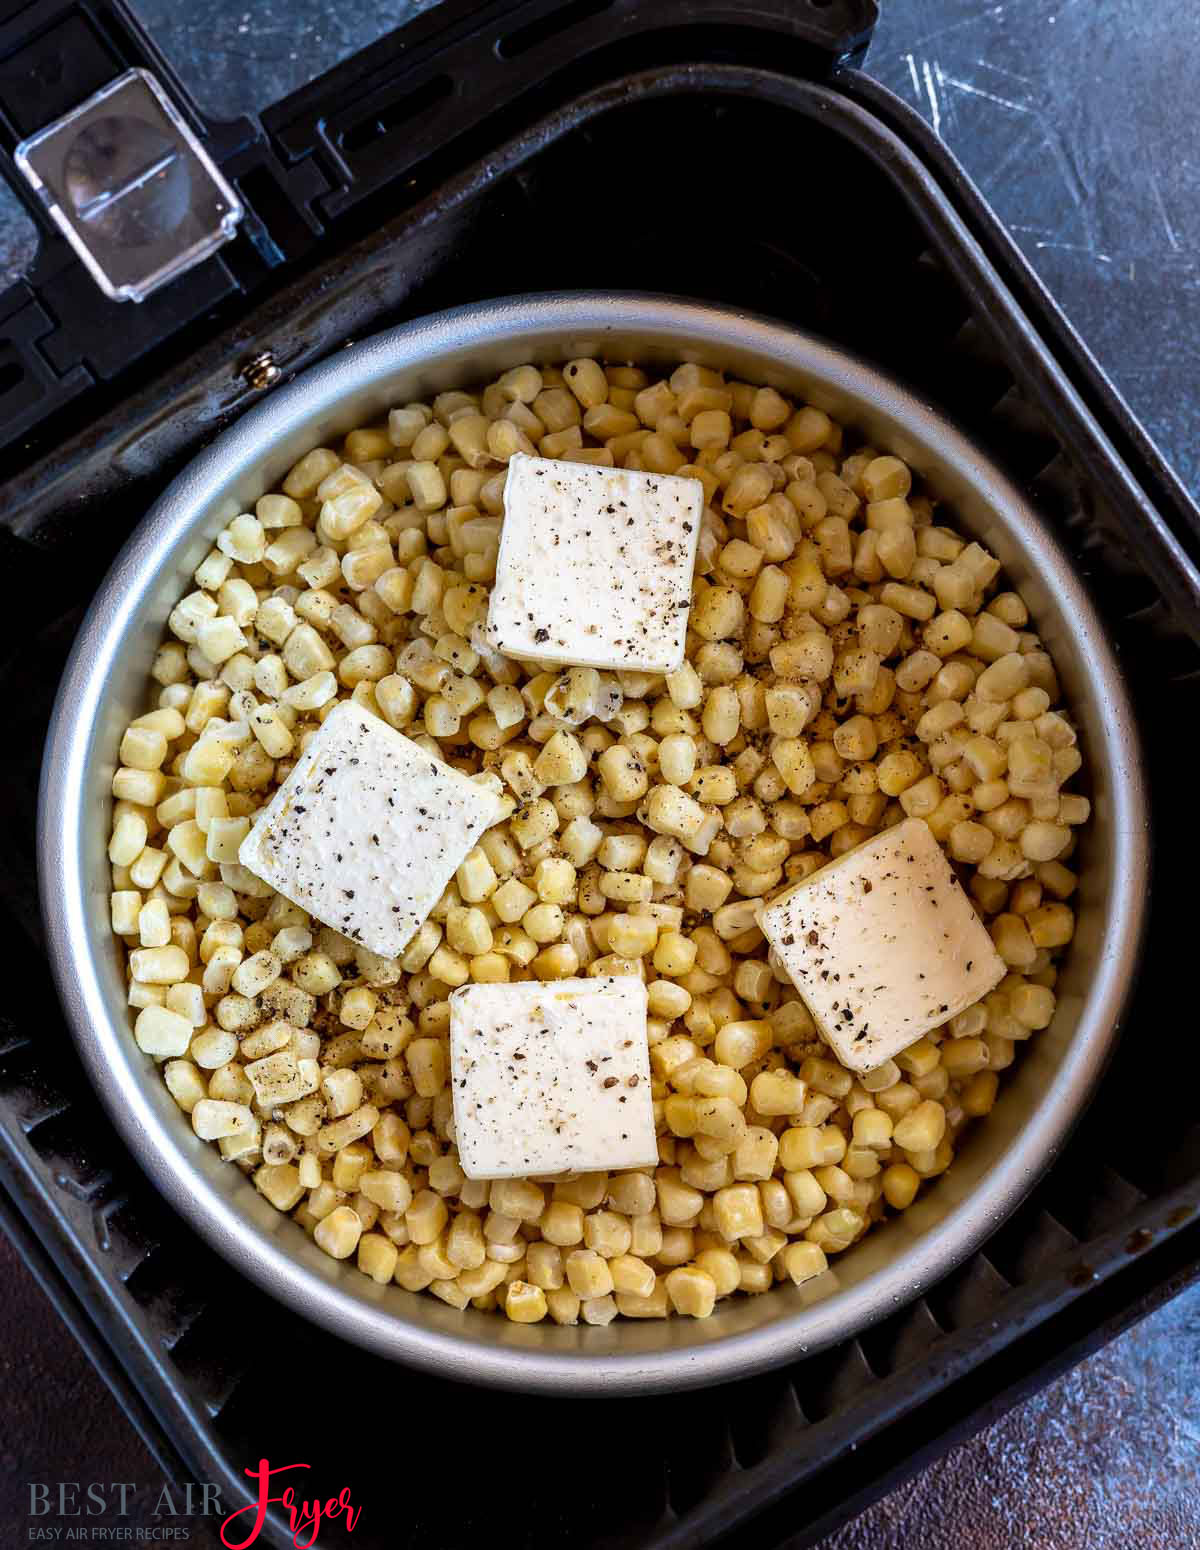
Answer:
[{"xmin": 37, "ymin": 293, "xmax": 1148, "ymax": 1394}]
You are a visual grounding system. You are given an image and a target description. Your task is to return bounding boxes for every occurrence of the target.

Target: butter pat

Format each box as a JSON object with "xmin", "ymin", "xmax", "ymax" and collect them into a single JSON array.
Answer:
[
  {"xmin": 239, "ymin": 700, "xmax": 497, "ymax": 959},
  {"xmin": 486, "ymin": 453, "xmax": 703, "ymax": 673},
  {"xmin": 758, "ymin": 819, "xmax": 1005, "ymax": 1072},
  {"xmin": 449, "ymin": 976, "xmax": 656, "ymax": 1179}
]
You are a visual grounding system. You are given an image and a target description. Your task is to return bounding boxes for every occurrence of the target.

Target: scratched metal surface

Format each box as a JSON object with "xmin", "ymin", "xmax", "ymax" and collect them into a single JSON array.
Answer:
[
  {"xmin": 819, "ymin": 1284, "xmax": 1200, "ymax": 1550},
  {"xmin": 134, "ymin": 0, "xmax": 442, "ymax": 121},
  {"xmin": 868, "ymin": 0, "xmax": 1200, "ymax": 501},
  {"xmin": 0, "ymin": 170, "xmax": 37, "ymax": 286},
  {"xmin": 1, "ymin": 3, "xmax": 1199, "ymax": 1547}
]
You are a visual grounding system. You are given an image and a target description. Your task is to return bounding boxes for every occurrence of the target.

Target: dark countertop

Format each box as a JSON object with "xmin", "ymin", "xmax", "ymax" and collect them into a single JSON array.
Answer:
[
  {"xmin": 2, "ymin": 3, "xmax": 1198, "ymax": 1547},
  {"xmin": 869, "ymin": 0, "xmax": 1200, "ymax": 503},
  {"xmin": 823, "ymin": 1286, "xmax": 1200, "ymax": 1550}
]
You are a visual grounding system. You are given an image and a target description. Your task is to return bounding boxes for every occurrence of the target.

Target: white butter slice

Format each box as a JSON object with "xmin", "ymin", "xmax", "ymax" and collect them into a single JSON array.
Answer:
[
  {"xmin": 758, "ymin": 818, "xmax": 1005, "ymax": 1073},
  {"xmin": 449, "ymin": 976, "xmax": 656, "ymax": 1179},
  {"xmin": 486, "ymin": 453, "xmax": 703, "ymax": 673},
  {"xmin": 239, "ymin": 700, "xmax": 498, "ymax": 959}
]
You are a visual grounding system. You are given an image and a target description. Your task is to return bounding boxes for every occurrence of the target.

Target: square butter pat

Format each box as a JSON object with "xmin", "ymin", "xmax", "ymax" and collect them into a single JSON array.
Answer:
[
  {"xmin": 239, "ymin": 700, "xmax": 498, "ymax": 959},
  {"xmin": 449, "ymin": 976, "xmax": 656, "ymax": 1179},
  {"xmin": 758, "ymin": 818, "xmax": 1005, "ymax": 1072},
  {"xmin": 486, "ymin": 453, "xmax": 703, "ymax": 673}
]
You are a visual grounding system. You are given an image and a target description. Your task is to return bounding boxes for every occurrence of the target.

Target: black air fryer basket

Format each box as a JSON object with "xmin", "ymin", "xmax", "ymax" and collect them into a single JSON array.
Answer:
[{"xmin": 1, "ymin": 4, "xmax": 1198, "ymax": 1548}]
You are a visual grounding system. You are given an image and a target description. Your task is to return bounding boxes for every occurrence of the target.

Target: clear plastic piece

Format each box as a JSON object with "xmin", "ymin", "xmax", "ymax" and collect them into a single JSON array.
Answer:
[{"xmin": 14, "ymin": 68, "xmax": 242, "ymax": 303}]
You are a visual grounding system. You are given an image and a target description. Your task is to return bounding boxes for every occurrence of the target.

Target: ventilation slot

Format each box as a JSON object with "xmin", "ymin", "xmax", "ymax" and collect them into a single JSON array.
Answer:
[
  {"xmin": 0, "ymin": 355, "xmax": 25, "ymax": 398},
  {"xmin": 857, "ymin": 1297, "xmax": 946, "ymax": 1379},
  {"xmin": 793, "ymin": 1339, "xmax": 879, "ymax": 1423},
  {"xmin": 984, "ymin": 1204, "xmax": 1081, "ymax": 1285},
  {"xmin": 497, "ymin": 0, "xmax": 616, "ymax": 59},
  {"xmin": 341, "ymin": 75, "xmax": 453, "ymax": 154},
  {"xmin": 165, "ymin": 1311, "xmax": 255, "ymax": 1421},
  {"xmin": 926, "ymin": 1252, "xmax": 1013, "ymax": 1330},
  {"xmin": 728, "ymin": 1373, "xmax": 807, "ymax": 1469},
  {"xmin": 664, "ymin": 1424, "xmax": 739, "ymax": 1517}
]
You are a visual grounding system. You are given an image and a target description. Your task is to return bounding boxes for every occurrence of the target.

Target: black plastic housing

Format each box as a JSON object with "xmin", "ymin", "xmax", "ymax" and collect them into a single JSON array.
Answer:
[{"xmin": 0, "ymin": 0, "xmax": 875, "ymax": 456}]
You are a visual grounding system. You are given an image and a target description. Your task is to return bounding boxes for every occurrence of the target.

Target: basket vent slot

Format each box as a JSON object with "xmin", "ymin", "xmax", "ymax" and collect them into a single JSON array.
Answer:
[{"xmin": 497, "ymin": 0, "xmax": 617, "ymax": 59}]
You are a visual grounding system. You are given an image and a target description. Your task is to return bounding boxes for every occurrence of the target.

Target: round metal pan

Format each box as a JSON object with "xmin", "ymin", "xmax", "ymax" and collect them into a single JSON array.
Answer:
[{"xmin": 37, "ymin": 294, "xmax": 1148, "ymax": 1394}]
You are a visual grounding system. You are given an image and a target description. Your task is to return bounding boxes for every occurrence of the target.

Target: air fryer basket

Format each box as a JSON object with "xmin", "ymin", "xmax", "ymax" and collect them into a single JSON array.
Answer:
[{"xmin": 3, "ymin": 49, "xmax": 1199, "ymax": 1550}]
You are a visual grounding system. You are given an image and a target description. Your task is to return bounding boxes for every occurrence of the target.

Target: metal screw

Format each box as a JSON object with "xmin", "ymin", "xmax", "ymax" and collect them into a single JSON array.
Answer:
[{"xmin": 241, "ymin": 350, "xmax": 280, "ymax": 390}]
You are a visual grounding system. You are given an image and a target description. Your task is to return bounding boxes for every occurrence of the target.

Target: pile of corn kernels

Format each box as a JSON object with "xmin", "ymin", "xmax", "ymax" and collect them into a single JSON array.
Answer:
[{"xmin": 108, "ymin": 357, "xmax": 1087, "ymax": 1325}]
